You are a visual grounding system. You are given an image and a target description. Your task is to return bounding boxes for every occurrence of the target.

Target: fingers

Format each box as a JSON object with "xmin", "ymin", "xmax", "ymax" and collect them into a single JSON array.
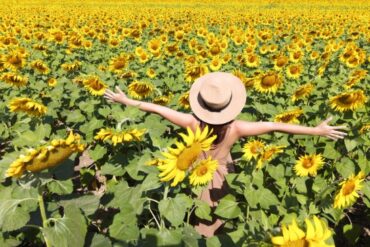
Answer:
[
  {"xmin": 115, "ymin": 86, "xmax": 124, "ymax": 94},
  {"xmin": 332, "ymin": 130, "xmax": 347, "ymax": 136},
  {"xmin": 325, "ymin": 135, "xmax": 336, "ymax": 141},
  {"xmin": 332, "ymin": 125, "xmax": 348, "ymax": 130}
]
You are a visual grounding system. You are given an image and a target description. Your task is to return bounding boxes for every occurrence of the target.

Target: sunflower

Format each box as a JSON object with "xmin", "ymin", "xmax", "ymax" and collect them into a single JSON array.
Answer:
[
  {"xmin": 158, "ymin": 125, "xmax": 216, "ymax": 187},
  {"xmin": 257, "ymin": 145, "xmax": 285, "ymax": 169},
  {"xmin": 271, "ymin": 216, "xmax": 334, "ymax": 247},
  {"xmin": 0, "ymin": 72, "xmax": 28, "ymax": 87},
  {"xmin": 242, "ymin": 140, "xmax": 265, "ymax": 161},
  {"xmin": 83, "ymin": 75, "xmax": 107, "ymax": 96},
  {"xmin": 138, "ymin": 51, "xmax": 150, "ymax": 64},
  {"xmin": 153, "ymin": 94, "xmax": 172, "ymax": 106},
  {"xmin": 61, "ymin": 61, "xmax": 82, "ymax": 72},
  {"xmin": 8, "ymin": 97, "xmax": 47, "ymax": 117},
  {"xmin": 184, "ymin": 63, "xmax": 209, "ymax": 83},
  {"xmin": 274, "ymin": 55, "xmax": 289, "ymax": 71},
  {"xmin": 189, "ymin": 156, "xmax": 219, "ymax": 186},
  {"xmin": 244, "ymin": 53, "xmax": 260, "ymax": 68},
  {"xmin": 254, "ymin": 71, "xmax": 283, "ymax": 94},
  {"xmin": 359, "ymin": 123, "xmax": 370, "ymax": 134},
  {"xmin": 291, "ymin": 83, "xmax": 314, "ymax": 102},
  {"xmin": 5, "ymin": 131, "xmax": 85, "ymax": 178},
  {"xmin": 333, "ymin": 171, "xmax": 365, "ymax": 209},
  {"xmin": 94, "ymin": 128, "xmax": 146, "ymax": 146},
  {"xmin": 232, "ymin": 70, "xmax": 255, "ymax": 89},
  {"xmin": 3, "ymin": 49, "xmax": 27, "ymax": 71},
  {"xmin": 148, "ymin": 38, "xmax": 161, "ymax": 56},
  {"xmin": 293, "ymin": 153, "xmax": 325, "ymax": 177},
  {"xmin": 286, "ymin": 64, "xmax": 304, "ymax": 79},
  {"xmin": 289, "ymin": 49, "xmax": 304, "ymax": 63},
  {"xmin": 274, "ymin": 109, "xmax": 303, "ymax": 124},
  {"xmin": 329, "ymin": 90, "xmax": 367, "ymax": 112},
  {"xmin": 128, "ymin": 80, "xmax": 154, "ymax": 99},
  {"xmin": 209, "ymin": 56, "xmax": 222, "ymax": 71},
  {"xmin": 47, "ymin": 78, "xmax": 57, "ymax": 87},
  {"xmin": 146, "ymin": 158, "xmax": 165, "ymax": 167},
  {"xmin": 31, "ymin": 60, "xmax": 50, "ymax": 74},
  {"xmin": 108, "ymin": 53, "xmax": 129, "ymax": 74},
  {"xmin": 146, "ymin": 68, "xmax": 156, "ymax": 78},
  {"xmin": 178, "ymin": 91, "xmax": 190, "ymax": 109}
]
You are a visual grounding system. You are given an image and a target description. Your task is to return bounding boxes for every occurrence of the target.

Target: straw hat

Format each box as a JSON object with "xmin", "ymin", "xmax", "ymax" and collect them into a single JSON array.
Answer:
[{"xmin": 189, "ymin": 72, "xmax": 246, "ymax": 125}]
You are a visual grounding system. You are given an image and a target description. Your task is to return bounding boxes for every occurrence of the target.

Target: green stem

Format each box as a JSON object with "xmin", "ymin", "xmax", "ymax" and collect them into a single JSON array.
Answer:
[
  {"xmin": 38, "ymin": 190, "xmax": 51, "ymax": 247},
  {"xmin": 163, "ymin": 184, "xmax": 169, "ymax": 200}
]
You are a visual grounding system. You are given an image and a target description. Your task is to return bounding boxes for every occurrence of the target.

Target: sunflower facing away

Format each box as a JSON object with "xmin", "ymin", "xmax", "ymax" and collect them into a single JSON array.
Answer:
[
  {"xmin": 329, "ymin": 90, "xmax": 367, "ymax": 112},
  {"xmin": 333, "ymin": 171, "xmax": 365, "ymax": 209},
  {"xmin": 8, "ymin": 97, "xmax": 47, "ymax": 117},
  {"xmin": 157, "ymin": 125, "xmax": 217, "ymax": 187},
  {"xmin": 257, "ymin": 145, "xmax": 285, "ymax": 169},
  {"xmin": 294, "ymin": 153, "xmax": 325, "ymax": 177},
  {"xmin": 1, "ymin": 72, "xmax": 28, "ymax": 87},
  {"xmin": 271, "ymin": 216, "xmax": 334, "ymax": 247},
  {"xmin": 6, "ymin": 131, "xmax": 85, "ymax": 178},
  {"xmin": 94, "ymin": 128, "xmax": 146, "ymax": 146}
]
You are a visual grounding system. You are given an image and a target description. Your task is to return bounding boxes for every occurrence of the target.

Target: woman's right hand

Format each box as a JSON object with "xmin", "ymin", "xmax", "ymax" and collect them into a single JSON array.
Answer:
[{"xmin": 104, "ymin": 86, "xmax": 128, "ymax": 104}]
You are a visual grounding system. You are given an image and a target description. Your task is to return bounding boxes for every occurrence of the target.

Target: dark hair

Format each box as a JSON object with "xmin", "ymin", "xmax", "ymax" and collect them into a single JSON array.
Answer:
[{"xmin": 193, "ymin": 114, "xmax": 233, "ymax": 149}]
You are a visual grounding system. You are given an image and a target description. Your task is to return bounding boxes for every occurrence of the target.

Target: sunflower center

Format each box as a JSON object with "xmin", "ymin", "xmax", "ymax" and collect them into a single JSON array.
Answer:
[
  {"xmin": 176, "ymin": 142, "xmax": 202, "ymax": 171},
  {"xmin": 114, "ymin": 60, "xmax": 126, "ymax": 69},
  {"xmin": 302, "ymin": 158, "xmax": 313, "ymax": 168},
  {"xmin": 339, "ymin": 94, "xmax": 357, "ymax": 104},
  {"xmin": 262, "ymin": 74, "xmax": 277, "ymax": 86},
  {"xmin": 285, "ymin": 239, "xmax": 309, "ymax": 247},
  {"xmin": 290, "ymin": 66, "xmax": 298, "ymax": 74},
  {"xmin": 342, "ymin": 180, "xmax": 355, "ymax": 196},
  {"xmin": 196, "ymin": 166, "xmax": 208, "ymax": 176}
]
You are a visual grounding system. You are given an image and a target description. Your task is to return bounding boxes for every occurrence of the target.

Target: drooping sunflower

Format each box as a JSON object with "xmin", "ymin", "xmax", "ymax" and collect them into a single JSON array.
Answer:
[
  {"xmin": 329, "ymin": 90, "xmax": 367, "ymax": 112},
  {"xmin": 254, "ymin": 71, "xmax": 283, "ymax": 94},
  {"xmin": 274, "ymin": 109, "xmax": 303, "ymax": 124},
  {"xmin": 94, "ymin": 128, "xmax": 146, "ymax": 146},
  {"xmin": 333, "ymin": 171, "xmax": 365, "ymax": 209},
  {"xmin": 271, "ymin": 216, "xmax": 334, "ymax": 247},
  {"xmin": 128, "ymin": 80, "xmax": 154, "ymax": 99},
  {"xmin": 83, "ymin": 75, "xmax": 107, "ymax": 96},
  {"xmin": 189, "ymin": 156, "xmax": 219, "ymax": 186},
  {"xmin": 5, "ymin": 131, "xmax": 85, "ymax": 178},
  {"xmin": 291, "ymin": 83, "xmax": 314, "ymax": 102},
  {"xmin": 31, "ymin": 60, "xmax": 50, "ymax": 74},
  {"xmin": 293, "ymin": 153, "xmax": 325, "ymax": 177},
  {"xmin": 108, "ymin": 53, "xmax": 129, "ymax": 74},
  {"xmin": 178, "ymin": 91, "xmax": 190, "ymax": 109},
  {"xmin": 158, "ymin": 125, "xmax": 217, "ymax": 187},
  {"xmin": 61, "ymin": 61, "xmax": 82, "ymax": 72},
  {"xmin": 242, "ymin": 140, "xmax": 265, "ymax": 161},
  {"xmin": 0, "ymin": 72, "xmax": 28, "ymax": 87},
  {"xmin": 8, "ymin": 97, "xmax": 47, "ymax": 117},
  {"xmin": 153, "ymin": 94, "xmax": 172, "ymax": 106},
  {"xmin": 232, "ymin": 70, "xmax": 255, "ymax": 90},
  {"xmin": 257, "ymin": 145, "xmax": 285, "ymax": 169},
  {"xmin": 184, "ymin": 63, "xmax": 209, "ymax": 83},
  {"xmin": 359, "ymin": 123, "xmax": 370, "ymax": 134}
]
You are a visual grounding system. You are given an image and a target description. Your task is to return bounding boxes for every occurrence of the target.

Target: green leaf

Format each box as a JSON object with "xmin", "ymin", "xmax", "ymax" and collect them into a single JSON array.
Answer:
[
  {"xmin": 65, "ymin": 109, "xmax": 85, "ymax": 123},
  {"xmin": 343, "ymin": 224, "xmax": 361, "ymax": 245},
  {"xmin": 194, "ymin": 199, "xmax": 212, "ymax": 221},
  {"xmin": 109, "ymin": 204, "xmax": 139, "ymax": 242},
  {"xmin": 47, "ymin": 180, "xmax": 73, "ymax": 195},
  {"xmin": 42, "ymin": 205, "xmax": 87, "ymax": 247},
  {"xmin": 214, "ymin": 194, "xmax": 241, "ymax": 219},
  {"xmin": 323, "ymin": 143, "xmax": 338, "ymax": 159},
  {"xmin": 59, "ymin": 195, "xmax": 100, "ymax": 216},
  {"xmin": 344, "ymin": 139, "xmax": 357, "ymax": 152},
  {"xmin": 90, "ymin": 234, "xmax": 112, "ymax": 247},
  {"xmin": 0, "ymin": 198, "xmax": 36, "ymax": 232},
  {"xmin": 259, "ymin": 188, "xmax": 279, "ymax": 209},
  {"xmin": 89, "ymin": 144, "xmax": 107, "ymax": 161},
  {"xmin": 182, "ymin": 225, "xmax": 201, "ymax": 247},
  {"xmin": 100, "ymin": 162, "xmax": 125, "ymax": 176},
  {"xmin": 244, "ymin": 187, "xmax": 259, "ymax": 208},
  {"xmin": 140, "ymin": 173, "xmax": 161, "ymax": 192},
  {"xmin": 336, "ymin": 158, "xmax": 355, "ymax": 178},
  {"xmin": 158, "ymin": 194, "xmax": 192, "ymax": 227}
]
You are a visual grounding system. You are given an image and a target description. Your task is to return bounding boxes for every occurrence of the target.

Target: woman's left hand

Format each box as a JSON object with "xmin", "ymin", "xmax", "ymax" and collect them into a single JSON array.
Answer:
[{"xmin": 315, "ymin": 116, "xmax": 348, "ymax": 140}]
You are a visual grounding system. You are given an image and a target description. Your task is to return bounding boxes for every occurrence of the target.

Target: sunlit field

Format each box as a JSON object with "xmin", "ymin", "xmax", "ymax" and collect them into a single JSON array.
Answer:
[{"xmin": 0, "ymin": 0, "xmax": 369, "ymax": 246}]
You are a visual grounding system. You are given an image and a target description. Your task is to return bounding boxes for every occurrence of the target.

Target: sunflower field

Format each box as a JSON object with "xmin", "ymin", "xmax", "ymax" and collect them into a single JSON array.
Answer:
[{"xmin": 0, "ymin": 0, "xmax": 369, "ymax": 246}]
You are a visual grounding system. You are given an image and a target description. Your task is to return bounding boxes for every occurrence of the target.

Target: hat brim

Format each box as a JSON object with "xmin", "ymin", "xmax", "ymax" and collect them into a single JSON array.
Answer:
[{"xmin": 189, "ymin": 72, "xmax": 246, "ymax": 125}]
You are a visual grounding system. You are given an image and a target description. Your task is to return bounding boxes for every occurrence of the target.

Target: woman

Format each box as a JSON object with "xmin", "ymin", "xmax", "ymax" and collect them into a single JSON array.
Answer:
[{"xmin": 103, "ymin": 72, "xmax": 347, "ymax": 237}]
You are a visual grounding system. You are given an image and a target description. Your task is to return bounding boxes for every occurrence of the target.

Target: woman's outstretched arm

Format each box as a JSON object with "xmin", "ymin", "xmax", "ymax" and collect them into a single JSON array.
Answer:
[
  {"xmin": 104, "ymin": 86, "xmax": 197, "ymax": 129},
  {"xmin": 235, "ymin": 116, "xmax": 347, "ymax": 141}
]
